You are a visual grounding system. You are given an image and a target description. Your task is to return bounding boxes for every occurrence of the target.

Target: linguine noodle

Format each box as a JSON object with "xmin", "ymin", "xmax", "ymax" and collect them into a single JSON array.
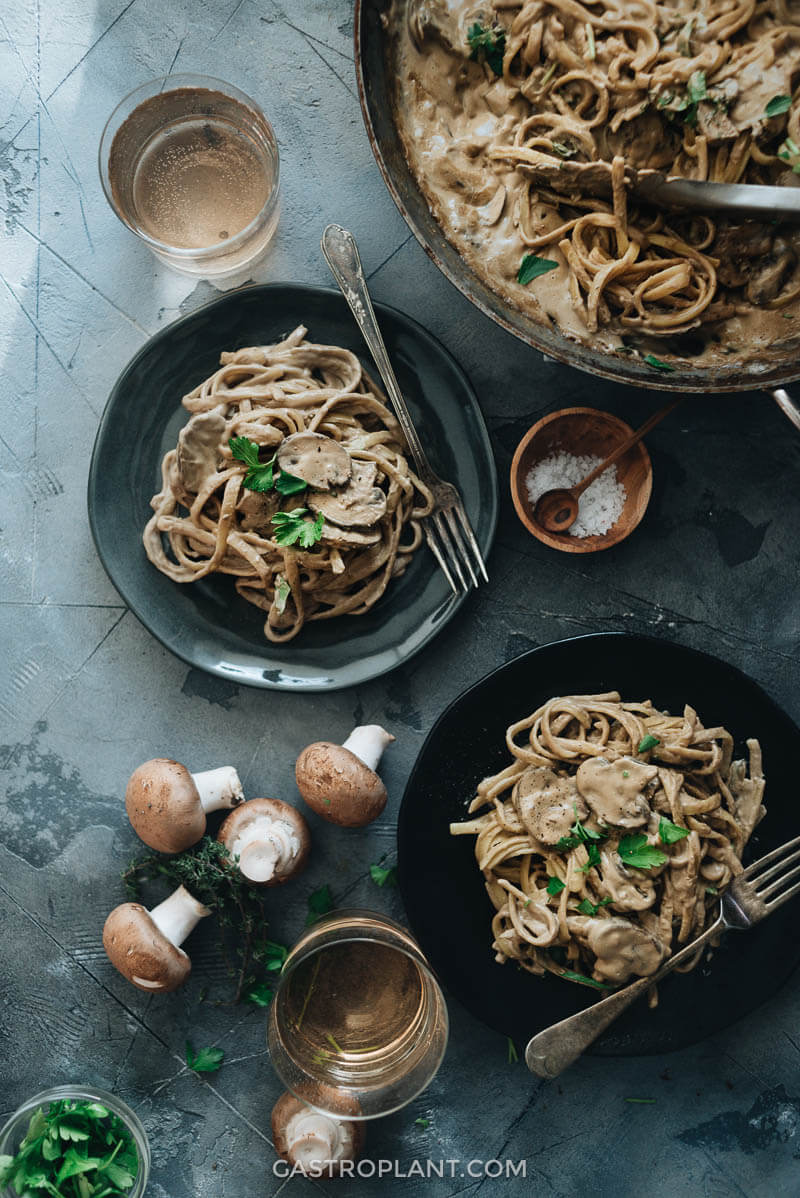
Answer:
[
  {"xmin": 144, "ymin": 326, "xmax": 432, "ymax": 642},
  {"xmin": 451, "ymin": 692, "xmax": 765, "ymax": 995}
]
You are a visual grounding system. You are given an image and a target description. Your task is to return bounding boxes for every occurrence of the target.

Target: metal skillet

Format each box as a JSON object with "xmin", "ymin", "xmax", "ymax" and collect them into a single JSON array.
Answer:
[{"xmin": 354, "ymin": 0, "xmax": 800, "ymax": 427}]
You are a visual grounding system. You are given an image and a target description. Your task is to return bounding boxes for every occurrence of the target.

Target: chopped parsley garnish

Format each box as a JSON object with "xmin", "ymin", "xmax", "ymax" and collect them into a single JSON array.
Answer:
[
  {"xmin": 637, "ymin": 733, "xmax": 661, "ymax": 753},
  {"xmin": 561, "ymin": 970, "xmax": 612, "ymax": 990},
  {"xmin": 622, "ymin": 769, "xmax": 630, "ymax": 778},
  {"xmin": 618, "ymin": 834, "xmax": 668, "ymax": 870},
  {"xmin": 578, "ymin": 842, "xmax": 602, "ymax": 874},
  {"xmin": 546, "ymin": 875, "xmax": 566, "ymax": 896},
  {"xmin": 415, "ymin": 1118, "xmax": 430, "ymax": 1129},
  {"xmin": 254, "ymin": 938, "xmax": 288, "ymax": 971},
  {"xmin": 186, "ymin": 1042, "xmax": 225, "ymax": 1073},
  {"xmin": 229, "ymin": 435, "xmax": 307, "ymax": 495},
  {"xmin": 245, "ymin": 981, "xmax": 274, "ymax": 1007},
  {"xmin": 658, "ymin": 817, "xmax": 690, "ymax": 845},
  {"xmin": 370, "ymin": 862, "xmax": 398, "ymax": 888},
  {"xmin": 643, "ymin": 354, "xmax": 675, "ymax": 373},
  {"xmin": 467, "ymin": 22, "xmax": 506, "ymax": 76},
  {"xmin": 0, "ymin": 1101, "xmax": 139, "ymax": 1197},
  {"xmin": 706, "ymin": 885, "xmax": 719, "ymax": 895},
  {"xmin": 507, "ymin": 1036, "xmax": 519, "ymax": 1063},
  {"xmin": 550, "ymin": 140, "xmax": 575, "ymax": 158},
  {"xmin": 274, "ymin": 574, "xmax": 291, "ymax": 614},
  {"xmin": 271, "ymin": 508, "xmax": 324, "ymax": 549},
  {"xmin": 518, "ymin": 253, "xmax": 559, "ymax": 285},
  {"xmin": 765, "ymin": 95, "xmax": 792, "ymax": 118},
  {"xmin": 576, "ymin": 896, "xmax": 613, "ymax": 916},
  {"xmin": 778, "ymin": 137, "xmax": 800, "ymax": 173},
  {"xmin": 306, "ymin": 883, "xmax": 334, "ymax": 925},
  {"xmin": 557, "ymin": 805, "xmax": 606, "ymax": 854}
]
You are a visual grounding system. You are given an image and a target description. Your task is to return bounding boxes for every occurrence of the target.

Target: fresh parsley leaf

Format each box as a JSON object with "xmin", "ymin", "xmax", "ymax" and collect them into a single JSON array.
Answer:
[
  {"xmin": 550, "ymin": 140, "xmax": 575, "ymax": 158},
  {"xmin": 467, "ymin": 22, "xmax": 506, "ymax": 75},
  {"xmin": 766, "ymin": 95, "xmax": 792, "ymax": 118},
  {"xmin": 254, "ymin": 938, "xmax": 288, "ymax": 971},
  {"xmin": 618, "ymin": 834, "xmax": 668, "ymax": 870},
  {"xmin": 274, "ymin": 574, "xmax": 291, "ymax": 614},
  {"xmin": 643, "ymin": 354, "xmax": 675, "ymax": 373},
  {"xmin": 229, "ymin": 436, "xmax": 276, "ymax": 492},
  {"xmin": 546, "ymin": 875, "xmax": 566, "ymax": 896},
  {"xmin": 576, "ymin": 896, "xmax": 613, "ymax": 916},
  {"xmin": 659, "ymin": 817, "xmax": 690, "ymax": 845},
  {"xmin": 274, "ymin": 469, "xmax": 307, "ymax": 496},
  {"xmin": 186, "ymin": 1042, "xmax": 225, "ymax": 1073},
  {"xmin": 507, "ymin": 1036, "xmax": 519, "ymax": 1063},
  {"xmin": 686, "ymin": 69, "xmax": 707, "ymax": 107},
  {"xmin": 370, "ymin": 863, "xmax": 398, "ymax": 888},
  {"xmin": 0, "ymin": 1101, "xmax": 139, "ymax": 1196},
  {"xmin": 306, "ymin": 883, "xmax": 334, "ymax": 925},
  {"xmin": 271, "ymin": 508, "xmax": 325, "ymax": 549},
  {"xmin": 637, "ymin": 733, "xmax": 661, "ymax": 753},
  {"xmin": 561, "ymin": 969, "xmax": 612, "ymax": 989},
  {"xmin": 518, "ymin": 253, "xmax": 559, "ymax": 285},
  {"xmin": 556, "ymin": 833, "xmax": 582, "ymax": 851},
  {"xmin": 578, "ymin": 842, "xmax": 602, "ymax": 873},
  {"xmin": 245, "ymin": 982, "xmax": 274, "ymax": 1007},
  {"xmin": 705, "ymin": 885, "xmax": 719, "ymax": 895},
  {"xmin": 415, "ymin": 1117, "xmax": 430, "ymax": 1129}
]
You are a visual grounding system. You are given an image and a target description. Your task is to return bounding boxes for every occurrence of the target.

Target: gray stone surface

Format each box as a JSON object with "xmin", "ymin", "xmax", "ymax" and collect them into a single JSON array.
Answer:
[{"xmin": 2, "ymin": 1, "xmax": 800, "ymax": 1195}]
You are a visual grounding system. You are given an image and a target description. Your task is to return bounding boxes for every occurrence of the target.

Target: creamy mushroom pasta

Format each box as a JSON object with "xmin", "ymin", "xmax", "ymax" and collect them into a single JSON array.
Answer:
[
  {"xmin": 144, "ymin": 326, "xmax": 432, "ymax": 642},
  {"xmin": 395, "ymin": 1, "xmax": 800, "ymax": 356},
  {"xmin": 450, "ymin": 693, "xmax": 765, "ymax": 994}
]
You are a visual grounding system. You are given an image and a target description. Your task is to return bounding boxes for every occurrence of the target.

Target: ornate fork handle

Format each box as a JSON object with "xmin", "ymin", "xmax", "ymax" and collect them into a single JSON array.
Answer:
[
  {"xmin": 321, "ymin": 224, "xmax": 431, "ymax": 476},
  {"xmin": 525, "ymin": 916, "xmax": 724, "ymax": 1078}
]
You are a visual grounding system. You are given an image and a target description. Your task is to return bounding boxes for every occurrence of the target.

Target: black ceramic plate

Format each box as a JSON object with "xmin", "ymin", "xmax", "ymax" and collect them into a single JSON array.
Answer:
[
  {"xmin": 398, "ymin": 634, "xmax": 800, "ymax": 1055},
  {"xmin": 88, "ymin": 284, "xmax": 497, "ymax": 691}
]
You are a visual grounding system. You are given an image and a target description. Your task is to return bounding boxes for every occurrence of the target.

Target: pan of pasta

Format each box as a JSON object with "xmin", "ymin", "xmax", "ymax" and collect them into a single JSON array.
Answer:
[
  {"xmin": 396, "ymin": 633, "xmax": 800, "ymax": 1052},
  {"xmin": 356, "ymin": 0, "xmax": 800, "ymax": 391}
]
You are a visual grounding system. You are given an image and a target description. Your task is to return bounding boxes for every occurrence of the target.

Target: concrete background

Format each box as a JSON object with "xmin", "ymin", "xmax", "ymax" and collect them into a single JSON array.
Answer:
[{"xmin": 2, "ymin": 1, "xmax": 800, "ymax": 1195}]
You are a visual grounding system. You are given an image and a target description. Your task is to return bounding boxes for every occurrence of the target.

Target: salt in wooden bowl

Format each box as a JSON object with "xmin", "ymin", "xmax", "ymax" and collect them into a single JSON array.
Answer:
[{"xmin": 510, "ymin": 406, "xmax": 653, "ymax": 553}]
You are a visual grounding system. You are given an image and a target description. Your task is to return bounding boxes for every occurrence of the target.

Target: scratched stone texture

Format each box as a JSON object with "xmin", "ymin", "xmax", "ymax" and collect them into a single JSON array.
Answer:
[{"xmin": 1, "ymin": 1, "xmax": 800, "ymax": 1196}]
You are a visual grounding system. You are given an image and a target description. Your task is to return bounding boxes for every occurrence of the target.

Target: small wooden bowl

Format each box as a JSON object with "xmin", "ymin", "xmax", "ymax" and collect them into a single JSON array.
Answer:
[{"xmin": 510, "ymin": 407, "xmax": 653, "ymax": 553}]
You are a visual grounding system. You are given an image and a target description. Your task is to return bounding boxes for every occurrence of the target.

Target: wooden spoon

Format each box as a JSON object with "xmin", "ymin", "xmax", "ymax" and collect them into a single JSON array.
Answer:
[{"xmin": 534, "ymin": 398, "xmax": 682, "ymax": 534}]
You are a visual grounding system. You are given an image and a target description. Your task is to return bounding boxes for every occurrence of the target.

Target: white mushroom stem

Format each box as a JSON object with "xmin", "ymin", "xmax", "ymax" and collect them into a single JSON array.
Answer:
[
  {"xmin": 341, "ymin": 726, "xmax": 395, "ymax": 773},
  {"xmin": 285, "ymin": 1110, "xmax": 350, "ymax": 1168},
  {"xmin": 233, "ymin": 818, "xmax": 301, "ymax": 883},
  {"xmin": 149, "ymin": 886, "xmax": 211, "ymax": 947},
  {"xmin": 191, "ymin": 766, "xmax": 244, "ymax": 813}
]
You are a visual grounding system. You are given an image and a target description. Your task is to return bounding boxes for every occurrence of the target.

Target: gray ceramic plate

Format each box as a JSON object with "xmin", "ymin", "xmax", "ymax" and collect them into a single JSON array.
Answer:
[{"xmin": 88, "ymin": 283, "xmax": 497, "ymax": 691}]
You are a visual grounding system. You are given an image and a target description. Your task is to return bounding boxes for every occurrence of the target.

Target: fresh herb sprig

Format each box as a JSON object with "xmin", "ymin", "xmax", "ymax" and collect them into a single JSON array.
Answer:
[
  {"xmin": 765, "ymin": 95, "xmax": 792, "ymax": 118},
  {"xmin": 0, "ymin": 1100, "xmax": 139, "ymax": 1197},
  {"xmin": 576, "ymin": 896, "xmax": 613, "ymax": 917},
  {"xmin": 618, "ymin": 833, "xmax": 668, "ymax": 870},
  {"xmin": 228, "ymin": 436, "xmax": 307, "ymax": 495},
  {"xmin": 272, "ymin": 509, "xmax": 325, "ymax": 549},
  {"xmin": 518, "ymin": 253, "xmax": 559, "ymax": 285},
  {"xmin": 467, "ymin": 22, "xmax": 506, "ymax": 76},
  {"xmin": 122, "ymin": 837, "xmax": 286, "ymax": 1004},
  {"xmin": 186, "ymin": 1042, "xmax": 225, "ymax": 1074},
  {"xmin": 370, "ymin": 863, "xmax": 398, "ymax": 888},
  {"xmin": 658, "ymin": 817, "xmax": 690, "ymax": 845},
  {"xmin": 560, "ymin": 969, "xmax": 612, "ymax": 990},
  {"xmin": 306, "ymin": 883, "xmax": 334, "ymax": 926}
]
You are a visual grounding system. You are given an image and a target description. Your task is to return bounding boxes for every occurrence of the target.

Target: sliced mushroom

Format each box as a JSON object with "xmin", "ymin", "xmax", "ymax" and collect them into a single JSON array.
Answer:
[
  {"xmin": 217, "ymin": 797, "xmax": 310, "ymax": 885},
  {"xmin": 125, "ymin": 758, "xmax": 244, "ymax": 854},
  {"xmin": 745, "ymin": 238, "xmax": 797, "ymax": 305},
  {"xmin": 103, "ymin": 885, "xmax": 210, "ymax": 993},
  {"xmin": 307, "ymin": 461, "xmax": 387, "ymax": 529},
  {"xmin": 177, "ymin": 409, "xmax": 226, "ymax": 492},
  {"xmin": 567, "ymin": 915, "xmax": 667, "ymax": 985},
  {"xmin": 595, "ymin": 847, "xmax": 657, "ymax": 912},
  {"xmin": 318, "ymin": 521, "xmax": 381, "ymax": 548},
  {"xmin": 237, "ymin": 488, "xmax": 281, "ymax": 533},
  {"xmin": 576, "ymin": 757, "xmax": 657, "ymax": 828},
  {"xmin": 272, "ymin": 1090, "xmax": 364, "ymax": 1176},
  {"xmin": 512, "ymin": 766, "xmax": 587, "ymax": 846},
  {"xmin": 276, "ymin": 432, "xmax": 352, "ymax": 490},
  {"xmin": 296, "ymin": 725, "xmax": 395, "ymax": 827},
  {"xmin": 477, "ymin": 183, "xmax": 507, "ymax": 225}
]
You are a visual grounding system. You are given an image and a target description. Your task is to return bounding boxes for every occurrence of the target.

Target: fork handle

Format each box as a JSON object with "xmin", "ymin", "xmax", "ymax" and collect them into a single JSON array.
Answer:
[
  {"xmin": 525, "ymin": 916, "xmax": 725, "ymax": 1078},
  {"xmin": 321, "ymin": 225, "xmax": 430, "ymax": 474}
]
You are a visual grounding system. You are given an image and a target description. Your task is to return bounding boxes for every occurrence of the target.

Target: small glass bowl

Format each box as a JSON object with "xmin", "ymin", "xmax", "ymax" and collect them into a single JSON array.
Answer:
[{"xmin": 0, "ymin": 1086, "xmax": 150, "ymax": 1198}]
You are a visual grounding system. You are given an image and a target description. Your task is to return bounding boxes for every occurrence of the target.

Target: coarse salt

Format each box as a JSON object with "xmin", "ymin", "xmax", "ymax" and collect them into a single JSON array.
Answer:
[{"xmin": 525, "ymin": 451, "xmax": 626, "ymax": 537}]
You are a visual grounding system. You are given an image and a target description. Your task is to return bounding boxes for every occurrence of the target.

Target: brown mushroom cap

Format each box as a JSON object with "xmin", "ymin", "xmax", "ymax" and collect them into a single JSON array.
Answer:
[
  {"xmin": 307, "ymin": 461, "xmax": 387, "ymax": 528},
  {"xmin": 217, "ymin": 798, "xmax": 311, "ymax": 886},
  {"xmin": 276, "ymin": 432, "xmax": 352, "ymax": 490},
  {"xmin": 272, "ymin": 1090, "xmax": 365, "ymax": 1176},
  {"xmin": 103, "ymin": 903, "xmax": 191, "ymax": 993},
  {"xmin": 295, "ymin": 744, "xmax": 387, "ymax": 827},
  {"xmin": 125, "ymin": 758, "xmax": 205, "ymax": 854}
]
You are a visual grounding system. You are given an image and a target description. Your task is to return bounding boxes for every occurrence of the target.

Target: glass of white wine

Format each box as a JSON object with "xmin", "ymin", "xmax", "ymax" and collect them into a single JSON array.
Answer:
[
  {"xmin": 99, "ymin": 74, "xmax": 280, "ymax": 278},
  {"xmin": 267, "ymin": 910, "xmax": 449, "ymax": 1119}
]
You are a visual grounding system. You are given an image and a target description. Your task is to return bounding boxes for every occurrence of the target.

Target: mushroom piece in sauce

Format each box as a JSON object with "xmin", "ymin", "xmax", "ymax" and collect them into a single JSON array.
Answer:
[
  {"xmin": 307, "ymin": 460, "xmax": 387, "ymax": 528},
  {"xmin": 512, "ymin": 766, "xmax": 588, "ymax": 846},
  {"xmin": 276, "ymin": 432, "xmax": 352, "ymax": 491},
  {"xmin": 568, "ymin": 915, "xmax": 667, "ymax": 985},
  {"xmin": 177, "ymin": 408, "xmax": 227, "ymax": 493},
  {"xmin": 576, "ymin": 757, "xmax": 657, "ymax": 828}
]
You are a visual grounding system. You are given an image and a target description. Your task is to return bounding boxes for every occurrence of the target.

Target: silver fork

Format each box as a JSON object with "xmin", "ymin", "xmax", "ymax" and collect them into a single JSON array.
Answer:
[
  {"xmin": 525, "ymin": 832, "xmax": 800, "ymax": 1078},
  {"xmin": 321, "ymin": 223, "xmax": 488, "ymax": 596}
]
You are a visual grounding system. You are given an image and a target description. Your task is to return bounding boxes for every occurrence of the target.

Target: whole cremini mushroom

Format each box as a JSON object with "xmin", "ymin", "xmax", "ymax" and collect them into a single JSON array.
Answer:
[
  {"xmin": 217, "ymin": 798, "xmax": 311, "ymax": 885},
  {"xmin": 271, "ymin": 1090, "xmax": 365, "ymax": 1177},
  {"xmin": 295, "ymin": 725, "xmax": 395, "ymax": 827},
  {"xmin": 125, "ymin": 758, "xmax": 244, "ymax": 853},
  {"xmin": 102, "ymin": 885, "xmax": 210, "ymax": 993}
]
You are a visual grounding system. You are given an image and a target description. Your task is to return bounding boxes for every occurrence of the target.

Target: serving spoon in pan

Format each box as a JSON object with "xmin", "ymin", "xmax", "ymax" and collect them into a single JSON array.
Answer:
[{"xmin": 525, "ymin": 832, "xmax": 800, "ymax": 1078}]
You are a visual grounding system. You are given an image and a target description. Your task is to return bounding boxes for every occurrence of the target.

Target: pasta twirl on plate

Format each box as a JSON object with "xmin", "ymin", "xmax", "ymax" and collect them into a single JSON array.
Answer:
[
  {"xmin": 450, "ymin": 693, "xmax": 765, "ymax": 995},
  {"xmin": 144, "ymin": 326, "xmax": 433, "ymax": 642}
]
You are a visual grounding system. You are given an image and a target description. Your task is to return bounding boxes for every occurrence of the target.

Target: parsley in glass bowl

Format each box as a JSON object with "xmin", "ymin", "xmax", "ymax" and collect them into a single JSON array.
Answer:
[{"xmin": 0, "ymin": 1086, "xmax": 150, "ymax": 1198}]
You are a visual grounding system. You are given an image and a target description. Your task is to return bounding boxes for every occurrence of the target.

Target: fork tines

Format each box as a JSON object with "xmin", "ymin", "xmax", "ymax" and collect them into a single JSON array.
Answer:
[
  {"xmin": 743, "ymin": 833, "xmax": 800, "ymax": 908},
  {"xmin": 425, "ymin": 503, "xmax": 488, "ymax": 596}
]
